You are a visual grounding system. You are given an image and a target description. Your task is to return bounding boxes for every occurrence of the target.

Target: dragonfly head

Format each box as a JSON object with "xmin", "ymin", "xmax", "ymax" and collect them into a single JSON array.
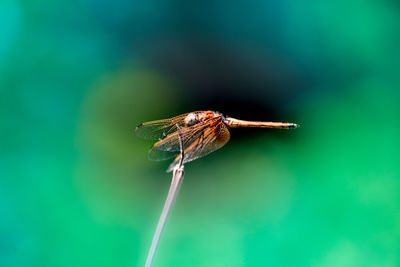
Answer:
[{"xmin": 184, "ymin": 113, "xmax": 200, "ymax": 126}]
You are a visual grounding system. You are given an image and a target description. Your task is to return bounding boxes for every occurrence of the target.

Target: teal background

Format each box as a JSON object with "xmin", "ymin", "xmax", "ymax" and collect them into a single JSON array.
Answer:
[{"xmin": 1, "ymin": 0, "xmax": 400, "ymax": 266}]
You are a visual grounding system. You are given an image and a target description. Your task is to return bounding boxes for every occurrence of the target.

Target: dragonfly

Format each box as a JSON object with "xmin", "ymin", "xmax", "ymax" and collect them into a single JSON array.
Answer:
[
  {"xmin": 139, "ymin": 111, "xmax": 299, "ymax": 266},
  {"xmin": 136, "ymin": 110, "xmax": 299, "ymax": 172}
]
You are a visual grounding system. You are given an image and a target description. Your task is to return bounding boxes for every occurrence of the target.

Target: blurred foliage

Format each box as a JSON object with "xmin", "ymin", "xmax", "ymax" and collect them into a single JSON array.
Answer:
[{"xmin": 1, "ymin": 0, "xmax": 399, "ymax": 266}]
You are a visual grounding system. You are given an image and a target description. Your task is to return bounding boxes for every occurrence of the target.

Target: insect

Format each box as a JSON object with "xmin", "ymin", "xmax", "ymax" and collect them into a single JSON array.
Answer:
[{"xmin": 136, "ymin": 111, "xmax": 299, "ymax": 172}]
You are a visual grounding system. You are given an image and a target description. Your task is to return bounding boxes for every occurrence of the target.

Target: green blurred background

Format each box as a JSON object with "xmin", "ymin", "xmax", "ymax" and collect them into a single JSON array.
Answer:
[{"xmin": 1, "ymin": 0, "xmax": 400, "ymax": 266}]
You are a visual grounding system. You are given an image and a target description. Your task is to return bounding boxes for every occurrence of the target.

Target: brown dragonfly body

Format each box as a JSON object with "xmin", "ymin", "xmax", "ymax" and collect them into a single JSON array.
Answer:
[{"xmin": 136, "ymin": 111, "xmax": 299, "ymax": 172}]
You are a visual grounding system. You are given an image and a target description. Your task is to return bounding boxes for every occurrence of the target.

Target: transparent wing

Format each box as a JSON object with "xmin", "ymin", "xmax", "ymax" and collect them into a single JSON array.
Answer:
[
  {"xmin": 148, "ymin": 116, "xmax": 223, "ymax": 159},
  {"xmin": 166, "ymin": 121, "xmax": 230, "ymax": 172},
  {"xmin": 149, "ymin": 119, "xmax": 214, "ymax": 153},
  {"xmin": 135, "ymin": 111, "xmax": 206, "ymax": 140},
  {"xmin": 147, "ymin": 149, "xmax": 179, "ymax": 162},
  {"xmin": 135, "ymin": 115, "xmax": 186, "ymax": 141}
]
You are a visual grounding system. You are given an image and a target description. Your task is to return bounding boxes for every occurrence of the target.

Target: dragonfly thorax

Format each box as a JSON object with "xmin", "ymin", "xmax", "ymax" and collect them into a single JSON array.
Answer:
[{"xmin": 184, "ymin": 113, "xmax": 200, "ymax": 126}]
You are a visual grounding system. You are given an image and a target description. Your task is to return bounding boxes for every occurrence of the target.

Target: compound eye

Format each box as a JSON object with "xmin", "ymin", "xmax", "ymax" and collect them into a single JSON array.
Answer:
[{"xmin": 184, "ymin": 113, "xmax": 199, "ymax": 126}]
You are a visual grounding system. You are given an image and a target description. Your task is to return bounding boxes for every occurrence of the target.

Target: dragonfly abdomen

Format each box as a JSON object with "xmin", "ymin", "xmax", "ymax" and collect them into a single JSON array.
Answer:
[{"xmin": 225, "ymin": 117, "xmax": 299, "ymax": 129}]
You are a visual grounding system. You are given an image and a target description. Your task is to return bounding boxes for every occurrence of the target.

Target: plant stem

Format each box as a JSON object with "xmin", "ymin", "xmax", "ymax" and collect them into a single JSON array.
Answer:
[
  {"xmin": 145, "ymin": 166, "xmax": 184, "ymax": 267},
  {"xmin": 145, "ymin": 125, "xmax": 185, "ymax": 267}
]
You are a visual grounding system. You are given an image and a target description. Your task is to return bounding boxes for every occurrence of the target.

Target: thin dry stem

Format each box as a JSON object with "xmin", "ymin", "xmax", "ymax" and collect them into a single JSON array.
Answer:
[{"xmin": 145, "ymin": 125, "xmax": 185, "ymax": 267}]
